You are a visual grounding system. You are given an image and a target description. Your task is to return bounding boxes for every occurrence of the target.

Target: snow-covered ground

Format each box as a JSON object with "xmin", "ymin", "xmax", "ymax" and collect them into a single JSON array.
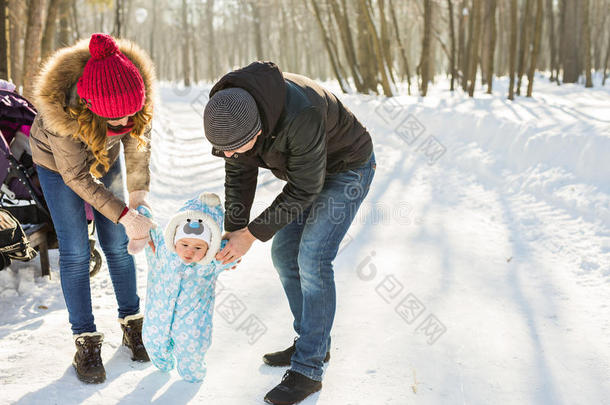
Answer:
[{"xmin": 1, "ymin": 74, "xmax": 609, "ymax": 404}]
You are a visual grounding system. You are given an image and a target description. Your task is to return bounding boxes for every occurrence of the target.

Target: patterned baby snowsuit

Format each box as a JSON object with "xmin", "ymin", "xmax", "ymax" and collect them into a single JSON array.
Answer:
[{"xmin": 141, "ymin": 193, "xmax": 237, "ymax": 382}]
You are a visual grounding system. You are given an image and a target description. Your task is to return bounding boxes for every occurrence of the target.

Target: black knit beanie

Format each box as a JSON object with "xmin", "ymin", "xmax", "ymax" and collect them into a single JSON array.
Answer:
[{"xmin": 203, "ymin": 88, "xmax": 262, "ymax": 151}]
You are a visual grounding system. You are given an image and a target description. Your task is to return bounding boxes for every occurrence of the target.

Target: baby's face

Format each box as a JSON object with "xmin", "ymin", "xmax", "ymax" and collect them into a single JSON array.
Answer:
[{"xmin": 175, "ymin": 238, "xmax": 209, "ymax": 264}]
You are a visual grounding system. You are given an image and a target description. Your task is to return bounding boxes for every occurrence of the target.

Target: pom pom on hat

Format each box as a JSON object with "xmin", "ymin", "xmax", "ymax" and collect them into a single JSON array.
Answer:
[{"xmin": 88, "ymin": 33, "xmax": 119, "ymax": 60}]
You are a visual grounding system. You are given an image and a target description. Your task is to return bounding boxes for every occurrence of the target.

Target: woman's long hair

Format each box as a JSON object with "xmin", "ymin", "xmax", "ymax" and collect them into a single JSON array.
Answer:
[{"xmin": 67, "ymin": 98, "xmax": 152, "ymax": 178}]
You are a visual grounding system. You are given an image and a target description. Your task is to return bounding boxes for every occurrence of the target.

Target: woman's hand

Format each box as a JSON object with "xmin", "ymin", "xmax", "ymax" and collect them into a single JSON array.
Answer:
[
  {"xmin": 119, "ymin": 208, "xmax": 155, "ymax": 240},
  {"xmin": 215, "ymin": 227, "xmax": 257, "ymax": 264}
]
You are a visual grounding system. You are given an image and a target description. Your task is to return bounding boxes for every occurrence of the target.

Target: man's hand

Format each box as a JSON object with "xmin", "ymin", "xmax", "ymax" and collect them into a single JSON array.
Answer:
[{"xmin": 215, "ymin": 227, "xmax": 257, "ymax": 264}]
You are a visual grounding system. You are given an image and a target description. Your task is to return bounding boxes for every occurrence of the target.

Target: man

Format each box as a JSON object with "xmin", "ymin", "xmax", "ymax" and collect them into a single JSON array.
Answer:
[{"xmin": 204, "ymin": 61, "xmax": 375, "ymax": 404}]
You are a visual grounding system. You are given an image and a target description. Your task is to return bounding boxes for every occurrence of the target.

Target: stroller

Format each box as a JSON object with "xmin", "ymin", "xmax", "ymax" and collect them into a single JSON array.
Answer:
[{"xmin": 0, "ymin": 85, "xmax": 102, "ymax": 276}]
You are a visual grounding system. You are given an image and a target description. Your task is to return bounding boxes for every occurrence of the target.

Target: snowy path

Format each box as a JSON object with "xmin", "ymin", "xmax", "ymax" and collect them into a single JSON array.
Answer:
[{"xmin": 1, "ymin": 77, "xmax": 609, "ymax": 404}]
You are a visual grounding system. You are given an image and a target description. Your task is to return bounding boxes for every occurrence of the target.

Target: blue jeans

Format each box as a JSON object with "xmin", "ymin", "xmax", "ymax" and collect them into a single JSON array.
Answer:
[
  {"xmin": 37, "ymin": 161, "xmax": 140, "ymax": 334},
  {"xmin": 271, "ymin": 152, "xmax": 376, "ymax": 381}
]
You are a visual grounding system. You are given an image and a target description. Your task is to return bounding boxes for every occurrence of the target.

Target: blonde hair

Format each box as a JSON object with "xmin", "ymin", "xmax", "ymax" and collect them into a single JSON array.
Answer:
[{"xmin": 67, "ymin": 98, "xmax": 152, "ymax": 178}]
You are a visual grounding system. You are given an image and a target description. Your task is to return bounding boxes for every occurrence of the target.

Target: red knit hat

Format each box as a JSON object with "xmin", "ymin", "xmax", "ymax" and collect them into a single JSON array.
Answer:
[{"xmin": 77, "ymin": 33, "xmax": 146, "ymax": 119}]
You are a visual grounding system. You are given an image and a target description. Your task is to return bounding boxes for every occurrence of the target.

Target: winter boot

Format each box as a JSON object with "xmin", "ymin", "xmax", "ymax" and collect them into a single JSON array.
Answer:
[
  {"xmin": 73, "ymin": 332, "xmax": 106, "ymax": 384},
  {"xmin": 264, "ymin": 370, "xmax": 322, "ymax": 405},
  {"xmin": 119, "ymin": 313, "xmax": 150, "ymax": 362},
  {"xmin": 263, "ymin": 338, "xmax": 330, "ymax": 367}
]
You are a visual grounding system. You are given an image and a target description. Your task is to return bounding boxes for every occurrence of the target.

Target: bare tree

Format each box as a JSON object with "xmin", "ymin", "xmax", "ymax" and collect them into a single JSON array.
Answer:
[
  {"xmin": 309, "ymin": 0, "xmax": 349, "ymax": 92},
  {"xmin": 508, "ymin": 0, "xmax": 518, "ymax": 100},
  {"xmin": 468, "ymin": 0, "xmax": 481, "ymax": 97},
  {"xmin": 181, "ymin": 0, "xmax": 191, "ymax": 86},
  {"xmin": 458, "ymin": 0, "xmax": 468, "ymax": 90},
  {"xmin": 388, "ymin": 0, "xmax": 411, "ymax": 94},
  {"xmin": 485, "ymin": 0, "xmax": 497, "ymax": 94},
  {"xmin": 420, "ymin": 0, "xmax": 433, "ymax": 96},
  {"xmin": 22, "ymin": 0, "xmax": 45, "ymax": 99},
  {"xmin": 0, "ymin": 0, "xmax": 8, "ymax": 81},
  {"xmin": 516, "ymin": 0, "xmax": 532, "ymax": 95},
  {"xmin": 527, "ymin": 0, "xmax": 543, "ymax": 96},
  {"xmin": 602, "ymin": 38, "xmax": 610, "ymax": 86},
  {"xmin": 57, "ymin": 0, "xmax": 72, "ymax": 47},
  {"xmin": 113, "ymin": 0, "xmax": 125, "ymax": 38},
  {"xmin": 582, "ymin": 0, "xmax": 593, "ymax": 87},
  {"xmin": 378, "ymin": 0, "xmax": 395, "ymax": 84},
  {"xmin": 546, "ymin": 0, "xmax": 557, "ymax": 81},
  {"xmin": 329, "ymin": 0, "xmax": 365, "ymax": 92},
  {"xmin": 562, "ymin": 0, "xmax": 580, "ymax": 83},
  {"xmin": 447, "ymin": 0, "xmax": 457, "ymax": 91},
  {"xmin": 41, "ymin": 0, "xmax": 61, "ymax": 60},
  {"xmin": 8, "ymin": 0, "xmax": 25, "ymax": 89},
  {"xmin": 359, "ymin": 0, "xmax": 392, "ymax": 96}
]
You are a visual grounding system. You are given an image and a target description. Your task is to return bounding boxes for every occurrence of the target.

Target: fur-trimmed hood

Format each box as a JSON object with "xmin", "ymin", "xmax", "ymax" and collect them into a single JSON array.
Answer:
[
  {"xmin": 164, "ymin": 193, "xmax": 224, "ymax": 267},
  {"xmin": 32, "ymin": 37, "xmax": 156, "ymax": 137}
]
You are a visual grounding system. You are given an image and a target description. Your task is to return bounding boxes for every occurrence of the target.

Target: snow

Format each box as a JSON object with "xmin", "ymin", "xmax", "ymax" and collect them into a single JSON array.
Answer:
[{"xmin": 1, "ymin": 74, "xmax": 609, "ymax": 404}]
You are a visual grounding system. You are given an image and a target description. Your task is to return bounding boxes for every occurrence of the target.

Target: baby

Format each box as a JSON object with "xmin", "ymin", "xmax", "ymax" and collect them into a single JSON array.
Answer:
[{"xmin": 139, "ymin": 193, "xmax": 239, "ymax": 382}]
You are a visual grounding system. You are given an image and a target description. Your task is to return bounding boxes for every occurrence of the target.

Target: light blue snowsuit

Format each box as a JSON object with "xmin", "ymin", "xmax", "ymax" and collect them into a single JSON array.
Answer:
[{"xmin": 141, "ymin": 193, "xmax": 237, "ymax": 382}]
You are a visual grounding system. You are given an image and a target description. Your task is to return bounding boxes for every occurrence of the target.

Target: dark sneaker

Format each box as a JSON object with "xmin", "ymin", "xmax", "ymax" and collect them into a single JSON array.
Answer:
[
  {"xmin": 264, "ymin": 370, "xmax": 322, "ymax": 405},
  {"xmin": 119, "ymin": 314, "xmax": 150, "ymax": 362},
  {"xmin": 263, "ymin": 338, "xmax": 330, "ymax": 367},
  {"xmin": 73, "ymin": 332, "xmax": 106, "ymax": 384}
]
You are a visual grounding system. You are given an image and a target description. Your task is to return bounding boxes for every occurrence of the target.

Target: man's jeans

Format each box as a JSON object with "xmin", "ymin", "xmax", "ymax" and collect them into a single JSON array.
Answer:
[
  {"xmin": 37, "ymin": 161, "xmax": 140, "ymax": 334},
  {"xmin": 271, "ymin": 152, "xmax": 376, "ymax": 381}
]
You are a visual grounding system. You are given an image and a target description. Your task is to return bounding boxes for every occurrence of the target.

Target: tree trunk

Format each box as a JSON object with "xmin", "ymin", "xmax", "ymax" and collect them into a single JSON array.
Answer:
[
  {"xmin": 527, "ymin": 0, "xmax": 543, "ymax": 96},
  {"xmin": 57, "ymin": 0, "xmax": 71, "ymax": 47},
  {"xmin": 355, "ymin": 0, "xmax": 377, "ymax": 93},
  {"xmin": 582, "ymin": 0, "xmax": 593, "ymax": 87},
  {"xmin": 359, "ymin": 0, "xmax": 392, "ymax": 96},
  {"xmin": 592, "ymin": 1, "xmax": 607, "ymax": 71},
  {"xmin": 602, "ymin": 30, "xmax": 610, "ymax": 85},
  {"xmin": 389, "ymin": 0, "xmax": 411, "ymax": 94},
  {"xmin": 22, "ymin": 0, "xmax": 45, "ymax": 99},
  {"xmin": 0, "ymin": 0, "xmax": 8, "ymax": 81},
  {"xmin": 378, "ymin": 0, "xmax": 395, "ymax": 84},
  {"xmin": 447, "ymin": 0, "xmax": 457, "ymax": 91},
  {"xmin": 41, "ymin": 0, "xmax": 60, "ymax": 60},
  {"xmin": 468, "ymin": 0, "xmax": 481, "ymax": 97},
  {"xmin": 113, "ymin": 0, "xmax": 123, "ymax": 38},
  {"xmin": 486, "ymin": 0, "xmax": 496, "ymax": 94},
  {"xmin": 328, "ymin": 0, "xmax": 364, "ymax": 92},
  {"xmin": 462, "ymin": 0, "xmax": 474, "ymax": 91},
  {"xmin": 181, "ymin": 0, "xmax": 191, "ymax": 86},
  {"xmin": 546, "ymin": 0, "xmax": 557, "ymax": 81},
  {"xmin": 309, "ymin": 0, "xmax": 349, "ymax": 92},
  {"xmin": 562, "ymin": 0, "xmax": 579, "ymax": 83},
  {"xmin": 458, "ymin": 1, "xmax": 468, "ymax": 90},
  {"xmin": 206, "ymin": 0, "xmax": 218, "ymax": 80},
  {"xmin": 516, "ymin": 0, "xmax": 532, "ymax": 95},
  {"xmin": 420, "ymin": 0, "xmax": 432, "ymax": 96},
  {"xmin": 250, "ymin": 1, "xmax": 264, "ymax": 60},
  {"xmin": 149, "ymin": 0, "xmax": 156, "ymax": 61},
  {"xmin": 508, "ymin": 0, "xmax": 517, "ymax": 99},
  {"xmin": 71, "ymin": 0, "xmax": 80, "ymax": 40},
  {"xmin": 328, "ymin": 0, "xmax": 359, "ymax": 88},
  {"xmin": 8, "ymin": 0, "xmax": 25, "ymax": 89}
]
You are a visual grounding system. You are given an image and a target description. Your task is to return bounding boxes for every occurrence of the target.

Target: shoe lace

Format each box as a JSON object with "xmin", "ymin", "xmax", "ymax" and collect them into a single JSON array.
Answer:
[
  {"xmin": 76, "ymin": 338, "xmax": 102, "ymax": 368},
  {"xmin": 281, "ymin": 370, "xmax": 298, "ymax": 385}
]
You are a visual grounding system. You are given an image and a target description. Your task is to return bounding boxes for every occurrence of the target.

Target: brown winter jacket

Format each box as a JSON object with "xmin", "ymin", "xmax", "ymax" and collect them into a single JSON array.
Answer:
[{"xmin": 29, "ymin": 38, "xmax": 155, "ymax": 223}]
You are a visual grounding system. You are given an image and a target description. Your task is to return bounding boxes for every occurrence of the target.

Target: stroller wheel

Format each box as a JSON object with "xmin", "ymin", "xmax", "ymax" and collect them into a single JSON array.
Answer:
[{"xmin": 89, "ymin": 248, "xmax": 102, "ymax": 278}]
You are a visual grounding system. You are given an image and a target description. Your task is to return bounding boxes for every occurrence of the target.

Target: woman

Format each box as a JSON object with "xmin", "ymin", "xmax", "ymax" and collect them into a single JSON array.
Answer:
[{"xmin": 30, "ymin": 33, "xmax": 156, "ymax": 384}]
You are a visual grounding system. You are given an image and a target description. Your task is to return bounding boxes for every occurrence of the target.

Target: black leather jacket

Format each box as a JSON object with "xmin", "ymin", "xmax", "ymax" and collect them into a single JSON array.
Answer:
[{"xmin": 209, "ymin": 61, "xmax": 373, "ymax": 241}]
